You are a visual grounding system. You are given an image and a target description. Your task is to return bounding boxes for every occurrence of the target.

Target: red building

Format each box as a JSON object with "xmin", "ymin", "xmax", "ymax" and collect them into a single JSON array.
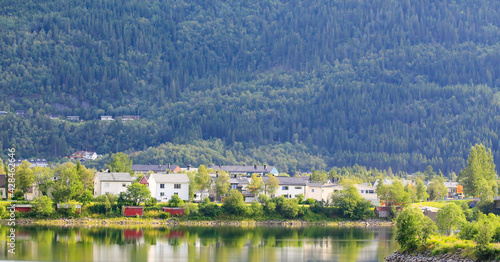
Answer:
[
  {"xmin": 162, "ymin": 207, "xmax": 185, "ymax": 216},
  {"xmin": 15, "ymin": 205, "xmax": 33, "ymax": 213},
  {"xmin": 123, "ymin": 206, "xmax": 144, "ymax": 217}
]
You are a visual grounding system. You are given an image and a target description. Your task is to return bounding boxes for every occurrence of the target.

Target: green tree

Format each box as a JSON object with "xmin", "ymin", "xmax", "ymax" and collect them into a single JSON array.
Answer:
[
  {"xmin": 51, "ymin": 162, "xmax": 85, "ymax": 203},
  {"xmin": 15, "ymin": 161, "xmax": 34, "ymax": 194},
  {"xmin": 459, "ymin": 144, "xmax": 497, "ymax": 203},
  {"xmin": 214, "ymin": 171, "xmax": 230, "ymax": 200},
  {"xmin": 396, "ymin": 207, "xmax": 437, "ymax": 251},
  {"xmin": 106, "ymin": 153, "xmax": 133, "ymax": 174},
  {"xmin": 377, "ymin": 179, "xmax": 411, "ymax": 207},
  {"xmin": 265, "ymin": 175, "xmax": 279, "ymax": 196},
  {"xmin": 194, "ymin": 165, "xmax": 211, "ymax": 200},
  {"xmin": 332, "ymin": 180, "xmax": 373, "ymax": 220},
  {"xmin": 426, "ymin": 177, "xmax": 448, "ymax": 200},
  {"xmin": 436, "ymin": 203, "xmax": 466, "ymax": 235},
  {"xmin": 415, "ymin": 178, "xmax": 429, "ymax": 202},
  {"xmin": 248, "ymin": 173, "xmax": 264, "ymax": 197},
  {"xmin": 223, "ymin": 189, "xmax": 246, "ymax": 216},
  {"xmin": 0, "ymin": 158, "xmax": 5, "ymax": 175},
  {"xmin": 32, "ymin": 196, "xmax": 54, "ymax": 217},
  {"xmin": 168, "ymin": 194, "xmax": 185, "ymax": 207},
  {"xmin": 33, "ymin": 166, "xmax": 54, "ymax": 196},
  {"xmin": 310, "ymin": 169, "xmax": 327, "ymax": 183},
  {"xmin": 123, "ymin": 182, "xmax": 151, "ymax": 206}
]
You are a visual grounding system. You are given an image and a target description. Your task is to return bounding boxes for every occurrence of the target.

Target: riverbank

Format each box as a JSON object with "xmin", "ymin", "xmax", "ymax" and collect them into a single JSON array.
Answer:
[
  {"xmin": 385, "ymin": 250, "xmax": 474, "ymax": 262},
  {"xmin": 6, "ymin": 218, "xmax": 394, "ymax": 228}
]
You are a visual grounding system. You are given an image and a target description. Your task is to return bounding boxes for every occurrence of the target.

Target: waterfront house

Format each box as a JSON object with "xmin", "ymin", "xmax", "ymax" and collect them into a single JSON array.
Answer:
[
  {"xmin": 94, "ymin": 172, "xmax": 133, "ymax": 196},
  {"xmin": 272, "ymin": 176, "xmax": 306, "ymax": 199},
  {"xmin": 210, "ymin": 164, "xmax": 279, "ymax": 176},
  {"xmin": 132, "ymin": 164, "xmax": 181, "ymax": 174},
  {"xmin": 100, "ymin": 116, "xmax": 113, "ymax": 121},
  {"xmin": 148, "ymin": 173, "xmax": 190, "ymax": 202}
]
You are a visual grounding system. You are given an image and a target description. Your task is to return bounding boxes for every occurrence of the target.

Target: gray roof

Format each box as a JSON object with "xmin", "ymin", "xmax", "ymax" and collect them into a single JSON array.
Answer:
[
  {"xmin": 132, "ymin": 164, "xmax": 179, "ymax": 173},
  {"xmin": 0, "ymin": 175, "xmax": 5, "ymax": 188},
  {"xmin": 305, "ymin": 182, "xmax": 324, "ymax": 187},
  {"xmin": 96, "ymin": 172, "xmax": 133, "ymax": 182},
  {"xmin": 263, "ymin": 176, "xmax": 307, "ymax": 186},
  {"xmin": 150, "ymin": 173, "xmax": 190, "ymax": 184},
  {"xmin": 230, "ymin": 177, "xmax": 249, "ymax": 185},
  {"xmin": 443, "ymin": 182, "xmax": 459, "ymax": 188},
  {"xmin": 210, "ymin": 165, "xmax": 276, "ymax": 173}
]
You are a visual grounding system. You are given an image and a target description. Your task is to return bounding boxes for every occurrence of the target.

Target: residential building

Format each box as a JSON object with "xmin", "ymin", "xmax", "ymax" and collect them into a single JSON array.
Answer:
[
  {"xmin": 100, "ymin": 116, "xmax": 113, "ymax": 121},
  {"xmin": 148, "ymin": 173, "xmax": 190, "ymax": 202},
  {"xmin": 94, "ymin": 172, "xmax": 133, "ymax": 196},
  {"xmin": 0, "ymin": 111, "xmax": 7, "ymax": 115},
  {"xmin": 16, "ymin": 110, "xmax": 25, "ymax": 116},
  {"xmin": 70, "ymin": 151, "xmax": 99, "ymax": 161},
  {"xmin": 210, "ymin": 164, "xmax": 279, "ymax": 176},
  {"xmin": 132, "ymin": 164, "xmax": 181, "ymax": 174},
  {"xmin": 272, "ymin": 176, "xmax": 306, "ymax": 199},
  {"xmin": 67, "ymin": 116, "xmax": 80, "ymax": 122},
  {"xmin": 307, "ymin": 183, "xmax": 379, "ymax": 205},
  {"xmin": 122, "ymin": 115, "xmax": 141, "ymax": 121},
  {"xmin": 49, "ymin": 115, "xmax": 59, "ymax": 119},
  {"xmin": 14, "ymin": 159, "xmax": 49, "ymax": 168},
  {"xmin": 443, "ymin": 181, "xmax": 461, "ymax": 198},
  {"xmin": 305, "ymin": 182, "xmax": 324, "ymax": 201}
]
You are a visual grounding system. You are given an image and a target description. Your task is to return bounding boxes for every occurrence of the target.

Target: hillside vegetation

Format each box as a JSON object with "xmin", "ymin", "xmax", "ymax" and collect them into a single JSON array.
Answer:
[{"xmin": 1, "ymin": 0, "xmax": 500, "ymax": 173}]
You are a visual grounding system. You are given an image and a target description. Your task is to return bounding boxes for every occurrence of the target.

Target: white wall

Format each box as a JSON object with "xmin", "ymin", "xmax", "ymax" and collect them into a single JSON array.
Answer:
[
  {"xmin": 96, "ymin": 181, "xmax": 131, "ymax": 196},
  {"xmin": 153, "ymin": 182, "xmax": 190, "ymax": 202},
  {"xmin": 275, "ymin": 185, "xmax": 305, "ymax": 199}
]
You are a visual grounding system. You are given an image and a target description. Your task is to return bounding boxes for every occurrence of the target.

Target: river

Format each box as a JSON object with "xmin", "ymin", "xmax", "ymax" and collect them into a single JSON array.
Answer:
[{"xmin": 0, "ymin": 225, "xmax": 398, "ymax": 262}]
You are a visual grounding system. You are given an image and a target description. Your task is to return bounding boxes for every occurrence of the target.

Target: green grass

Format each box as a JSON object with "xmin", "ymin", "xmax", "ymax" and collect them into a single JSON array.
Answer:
[{"xmin": 411, "ymin": 200, "xmax": 469, "ymax": 209}]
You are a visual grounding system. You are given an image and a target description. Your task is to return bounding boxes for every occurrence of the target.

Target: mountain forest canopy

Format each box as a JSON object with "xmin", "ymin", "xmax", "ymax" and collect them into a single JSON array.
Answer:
[{"xmin": 1, "ymin": 0, "xmax": 500, "ymax": 174}]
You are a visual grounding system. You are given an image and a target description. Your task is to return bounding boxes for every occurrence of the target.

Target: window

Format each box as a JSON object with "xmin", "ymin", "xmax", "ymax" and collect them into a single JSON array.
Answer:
[
  {"xmin": 361, "ymin": 190, "xmax": 364, "ymax": 193},
  {"xmin": 311, "ymin": 189, "xmax": 315, "ymax": 193},
  {"xmin": 174, "ymin": 184, "xmax": 181, "ymax": 189},
  {"xmin": 122, "ymin": 183, "xmax": 126, "ymax": 187},
  {"xmin": 105, "ymin": 183, "xmax": 109, "ymax": 188},
  {"xmin": 369, "ymin": 190, "xmax": 374, "ymax": 194},
  {"xmin": 282, "ymin": 186, "xmax": 289, "ymax": 190},
  {"xmin": 160, "ymin": 184, "xmax": 165, "ymax": 188},
  {"xmin": 160, "ymin": 192, "xmax": 164, "ymax": 196},
  {"xmin": 295, "ymin": 186, "xmax": 302, "ymax": 190},
  {"xmin": 232, "ymin": 185, "xmax": 237, "ymax": 189}
]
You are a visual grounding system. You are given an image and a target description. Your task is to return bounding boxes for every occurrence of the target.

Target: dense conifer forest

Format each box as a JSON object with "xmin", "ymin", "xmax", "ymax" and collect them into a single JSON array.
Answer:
[{"xmin": 1, "ymin": 0, "xmax": 500, "ymax": 174}]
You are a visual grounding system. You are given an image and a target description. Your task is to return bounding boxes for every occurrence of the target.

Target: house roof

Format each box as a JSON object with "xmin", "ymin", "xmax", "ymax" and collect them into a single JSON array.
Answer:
[
  {"xmin": 150, "ymin": 173, "xmax": 190, "ymax": 184},
  {"xmin": 443, "ymin": 182, "xmax": 459, "ymax": 188},
  {"xmin": 132, "ymin": 164, "xmax": 179, "ymax": 173},
  {"xmin": 96, "ymin": 172, "xmax": 133, "ymax": 182},
  {"xmin": 305, "ymin": 182, "xmax": 324, "ymax": 187},
  {"xmin": 275, "ymin": 176, "xmax": 307, "ymax": 186},
  {"xmin": 210, "ymin": 165, "xmax": 277, "ymax": 173}
]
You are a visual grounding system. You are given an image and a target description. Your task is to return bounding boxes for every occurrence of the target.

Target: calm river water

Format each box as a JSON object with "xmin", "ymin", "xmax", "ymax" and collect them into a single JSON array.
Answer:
[{"xmin": 0, "ymin": 225, "xmax": 398, "ymax": 262}]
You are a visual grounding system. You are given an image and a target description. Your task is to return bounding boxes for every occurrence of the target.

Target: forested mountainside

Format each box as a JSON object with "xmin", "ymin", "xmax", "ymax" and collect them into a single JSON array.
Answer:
[{"xmin": 1, "ymin": 0, "xmax": 500, "ymax": 174}]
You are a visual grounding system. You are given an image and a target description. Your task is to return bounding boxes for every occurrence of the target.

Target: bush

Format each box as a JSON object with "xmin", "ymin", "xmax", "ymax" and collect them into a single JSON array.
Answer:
[
  {"xmin": 199, "ymin": 198, "xmax": 221, "ymax": 217},
  {"xmin": 168, "ymin": 195, "xmax": 185, "ymax": 207},
  {"xmin": 263, "ymin": 200, "xmax": 276, "ymax": 215},
  {"xmin": 0, "ymin": 205, "xmax": 6, "ymax": 218},
  {"xmin": 144, "ymin": 210, "xmax": 162, "ymax": 219},
  {"xmin": 160, "ymin": 212, "xmax": 171, "ymax": 219},
  {"xmin": 57, "ymin": 200, "xmax": 80, "ymax": 217},
  {"xmin": 248, "ymin": 201, "xmax": 264, "ymax": 218},
  {"xmin": 13, "ymin": 190, "xmax": 24, "ymax": 200},
  {"xmin": 396, "ymin": 207, "xmax": 437, "ymax": 251},
  {"xmin": 222, "ymin": 189, "xmax": 246, "ymax": 216},
  {"xmin": 279, "ymin": 198, "xmax": 299, "ymax": 219},
  {"xmin": 145, "ymin": 197, "xmax": 158, "ymax": 207},
  {"xmin": 304, "ymin": 198, "xmax": 315, "ymax": 205},
  {"xmin": 183, "ymin": 203, "xmax": 198, "ymax": 216},
  {"xmin": 32, "ymin": 196, "xmax": 54, "ymax": 218}
]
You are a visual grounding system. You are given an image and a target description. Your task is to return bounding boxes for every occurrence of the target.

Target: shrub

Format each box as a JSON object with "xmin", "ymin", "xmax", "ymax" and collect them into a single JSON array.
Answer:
[
  {"xmin": 13, "ymin": 190, "xmax": 24, "ymax": 200},
  {"xmin": 199, "ymin": 198, "xmax": 221, "ymax": 217},
  {"xmin": 396, "ymin": 207, "xmax": 437, "ymax": 251},
  {"xmin": 304, "ymin": 198, "xmax": 315, "ymax": 205},
  {"xmin": 183, "ymin": 203, "xmax": 198, "ymax": 216},
  {"xmin": 249, "ymin": 201, "xmax": 264, "ymax": 218},
  {"xmin": 222, "ymin": 189, "xmax": 246, "ymax": 216},
  {"xmin": 144, "ymin": 210, "xmax": 162, "ymax": 219},
  {"xmin": 279, "ymin": 199, "xmax": 299, "ymax": 219},
  {"xmin": 145, "ymin": 197, "xmax": 158, "ymax": 207},
  {"xmin": 32, "ymin": 196, "xmax": 54, "ymax": 218},
  {"xmin": 263, "ymin": 200, "xmax": 276, "ymax": 215},
  {"xmin": 168, "ymin": 195, "xmax": 185, "ymax": 207},
  {"xmin": 0, "ymin": 205, "xmax": 6, "ymax": 218},
  {"xmin": 160, "ymin": 212, "xmax": 171, "ymax": 219}
]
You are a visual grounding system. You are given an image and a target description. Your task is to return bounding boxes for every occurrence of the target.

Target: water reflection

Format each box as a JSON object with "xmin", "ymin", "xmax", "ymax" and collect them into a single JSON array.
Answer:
[{"xmin": 0, "ymin": 225, "xmax": 398, "ymax": 262}]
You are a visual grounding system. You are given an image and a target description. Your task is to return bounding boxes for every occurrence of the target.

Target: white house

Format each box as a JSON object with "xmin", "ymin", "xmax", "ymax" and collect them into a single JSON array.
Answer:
[
  {"xmin": 273, "ymin": 177, "xmax": 306, "ymax": 199},
  {"xmin": 94, "ymin": 172, "xmax": 133, "ymax": 196},
  {"xmin": 84, "ymin": 152, "xmax": 98, "ymax": 160},
  {"xmin": 148, "ymin": 173, "xmax": 190, "ymax": 202}
]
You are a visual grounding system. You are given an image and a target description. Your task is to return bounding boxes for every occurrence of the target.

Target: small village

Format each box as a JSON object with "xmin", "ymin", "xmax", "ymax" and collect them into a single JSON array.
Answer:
[{"xmin": 0, "ymin": 150, "xmax": 469, "ymax": 222}]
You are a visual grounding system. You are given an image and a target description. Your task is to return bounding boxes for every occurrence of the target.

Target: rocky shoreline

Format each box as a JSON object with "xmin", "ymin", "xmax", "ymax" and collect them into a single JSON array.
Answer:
[
  {"xmin": 6, "ymin": 218, "xmax": 394, "ymax": 228},
  {"xmin": 385, "ymin": 250, "xmax": 475, "ymax": 262}
]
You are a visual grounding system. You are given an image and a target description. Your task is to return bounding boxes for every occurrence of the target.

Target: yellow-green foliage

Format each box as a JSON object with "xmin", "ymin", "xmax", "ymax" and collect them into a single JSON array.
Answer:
[
  {"xmin": 412, "ymin": 200, "xmax": 468, "ymax": 209},
  {"xmin": 143, "ymin": 210, "xmax": 162, "ymax": 219},
  {"xmin": 427, "ymin": 236, "xmax": 475, "ymax": 256}
]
